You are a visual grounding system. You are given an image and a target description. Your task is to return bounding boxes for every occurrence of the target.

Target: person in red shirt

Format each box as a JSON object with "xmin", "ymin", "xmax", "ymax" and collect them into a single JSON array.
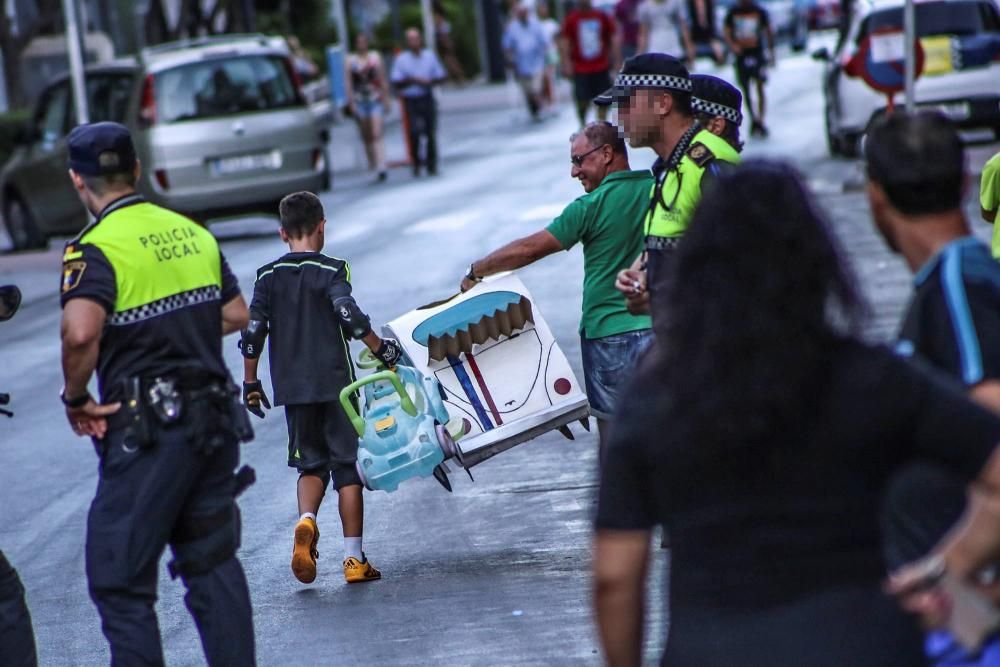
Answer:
[{"xmin": 560, "ymin": 0, "xmax": 621, "ymax": 126}]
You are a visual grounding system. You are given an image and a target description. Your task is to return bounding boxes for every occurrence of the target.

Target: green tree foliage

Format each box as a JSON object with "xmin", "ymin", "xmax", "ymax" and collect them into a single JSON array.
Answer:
[
  {"xmin": 370, "ymin": 0, "xmax": 481, "ymax": 78},
  {"xmin": 255, "ymin": 0, "xmax": 339, "ymax": 72}
]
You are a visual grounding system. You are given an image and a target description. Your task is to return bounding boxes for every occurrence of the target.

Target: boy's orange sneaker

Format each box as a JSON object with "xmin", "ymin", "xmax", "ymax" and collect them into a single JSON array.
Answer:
[
  {"xmin": 343, "ymin": 555, "xmax": 381, "ymax": 583},
  {"xmin": 291, "ymin": 517, "xmax": 319, "ymax": 584}
]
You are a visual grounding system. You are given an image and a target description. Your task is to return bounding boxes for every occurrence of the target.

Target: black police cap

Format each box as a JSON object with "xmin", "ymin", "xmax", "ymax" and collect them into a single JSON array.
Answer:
[
  {"xmin": 691, "ymin": 74, "xmax": 743, "ymax": 124},
  {"xmin": 67, "ymin": 121, "xmax": 137, "ymax": 176},
  {"xmin": 593, "ymin": 53, "xmax": 691, "ymax": 107}
]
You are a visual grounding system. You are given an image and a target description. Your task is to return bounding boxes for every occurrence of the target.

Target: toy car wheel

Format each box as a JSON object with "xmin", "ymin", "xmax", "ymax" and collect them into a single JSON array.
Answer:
[{"xmin": 435, "ymin": 423, "xmax": 465, "ymax": 467}]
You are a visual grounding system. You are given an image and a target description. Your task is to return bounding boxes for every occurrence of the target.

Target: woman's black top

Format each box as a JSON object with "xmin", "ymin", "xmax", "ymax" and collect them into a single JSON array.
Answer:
[{"xmin": 597, "ymin": 339, "xmax": 1000, "ymax": 666}]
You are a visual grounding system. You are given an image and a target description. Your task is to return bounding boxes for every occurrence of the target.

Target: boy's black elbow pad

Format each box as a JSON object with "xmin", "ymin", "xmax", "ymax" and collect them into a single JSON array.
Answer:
[
  {"xmin": 333, "ymin": 297, "xmax": 372, "ymax": 339},
  {"xmin": 240, "ymin": 319, "xmax": 268, "ymax": 358}
]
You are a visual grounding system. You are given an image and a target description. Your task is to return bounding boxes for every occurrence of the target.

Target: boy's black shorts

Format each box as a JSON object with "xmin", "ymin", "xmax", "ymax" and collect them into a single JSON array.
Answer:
[
  {"xmin": 285, "ymin": 401, "xmax": 362, "ymax": 489},
  {"xmin": 574, "ymin": 71, "xmax": 612, "ymax": 103},
  {"xmin": 735, "ymin": 51, "xmax": 768, "ymax": 86}
]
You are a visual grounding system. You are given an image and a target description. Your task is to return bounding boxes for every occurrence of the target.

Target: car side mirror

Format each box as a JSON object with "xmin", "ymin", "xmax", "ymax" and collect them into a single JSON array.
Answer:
[
  {"xmin": 811, "ymin": 47, "xmax": 831, "ymax": 61},
  {"xmin": 0, "ymin": 285, "xmax": 21, "ymax": 321}
]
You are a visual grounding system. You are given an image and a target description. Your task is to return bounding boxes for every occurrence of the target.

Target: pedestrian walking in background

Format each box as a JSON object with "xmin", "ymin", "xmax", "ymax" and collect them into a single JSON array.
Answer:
[
  {"xmin": 560, "ymin": 0, "xmax": 620, "ymax": 126},
  {"xmin": 638, "ymin": 0, "xmax": 696, "ymax": 65},
  {"xmin": 241, "ymin": 192, "xmax": 403, "ymax": 586},
  {"xmin": 58, "ymin": 122, "xmax": 256, "ymax": 665},
  {"xmin": 504, "ymin": 3, "xmax": 550, "ymax": 120},
  {"xmin": 865, "ymin": 112, "xmax": 1000, "ymax": 666},
  {"xmin": 593, "ymin": 159, "xmax": 1000, "ymax": 666},
  {"xmin": 391, "ymin": 28, "xmax": 447, "ymax": 177},
  {"xmin": 615, "ymin": 0, "xmax": 643, "ymax": 60},
  {"xmin": 723, "ymin": 0, "xmax": 775, "ymax": 136},
  {"xmin": 287, "ymin": 35, "xmax": 320, "ymax": 81},
  {"xmin": 687, "ymin": 0, "xmax": 726, "ymax": 64},
  {"xmin": 458, "ymin": 122, "xmax": 652, "ymax": 454},
  {"xmin": 981, "ymin": 150, "xmax": 1000, "ymax": 255},
  {"xmin": 345, "ymin": 33, "xmax": 391, "ymax": 183},
  {"xmin": 537, "ymin": 2, "xmax": 562, "ymax": 108},
  {"xmin": 608, "ymin": 54, "xmax": 740, "ymax": 327}
]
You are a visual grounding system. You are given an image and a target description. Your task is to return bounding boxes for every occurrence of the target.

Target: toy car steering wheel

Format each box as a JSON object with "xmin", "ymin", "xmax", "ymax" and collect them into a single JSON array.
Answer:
[{"xmin": 357, "ymin": 348, "xmax": 383, "ymax": 369}]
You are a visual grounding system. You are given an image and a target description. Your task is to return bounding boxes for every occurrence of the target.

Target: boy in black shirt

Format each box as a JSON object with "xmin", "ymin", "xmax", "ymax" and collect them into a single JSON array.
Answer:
[
  {"xmin": 240, "ymin": 191, "xmax": 402, "ymax": 585},
  {"xmin": 723, "ymin": 0, "xmax": 775, "ymax": 137}
]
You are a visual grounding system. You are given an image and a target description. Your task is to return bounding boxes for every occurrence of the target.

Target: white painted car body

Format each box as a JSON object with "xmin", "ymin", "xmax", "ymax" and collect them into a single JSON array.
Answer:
[{"xmin": 384, "ymin": 273, "xmax": 590, "ymax": 467}]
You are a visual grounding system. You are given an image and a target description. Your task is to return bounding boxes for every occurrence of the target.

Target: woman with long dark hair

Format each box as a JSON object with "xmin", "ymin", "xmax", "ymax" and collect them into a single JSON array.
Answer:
[{"xmin": 593, "ymin": 161, "xmax": 1000, "ymax": 666}]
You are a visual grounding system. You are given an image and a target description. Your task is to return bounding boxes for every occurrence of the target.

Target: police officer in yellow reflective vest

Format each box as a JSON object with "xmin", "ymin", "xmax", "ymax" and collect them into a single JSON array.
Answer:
[
  {"xmin": 610, "ymin": 54, "xmax": 741, "ymax": 327},
  {"xmin": 58, "ymin": 122, "xmax": 256, "ymax": 665}
]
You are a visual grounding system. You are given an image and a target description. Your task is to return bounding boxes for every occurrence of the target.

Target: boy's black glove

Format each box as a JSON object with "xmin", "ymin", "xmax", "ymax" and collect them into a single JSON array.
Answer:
[
  {"xmin": 243, "ymin": 381, "xmax": 271, "ymax": 419},
  {"xmin": 375, "ymin": 338, "xmax": 404, "ymax": 367}
]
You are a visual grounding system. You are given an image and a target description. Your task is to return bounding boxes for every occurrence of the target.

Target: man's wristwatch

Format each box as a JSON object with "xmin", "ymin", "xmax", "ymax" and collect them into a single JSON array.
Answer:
[
  {"xmin": 465, "ymin": 263, "xmax": 483, "ymax": 283},
  {"xmin": 60, "ymin": 388, "xmax": 91, "ymax": 409}
]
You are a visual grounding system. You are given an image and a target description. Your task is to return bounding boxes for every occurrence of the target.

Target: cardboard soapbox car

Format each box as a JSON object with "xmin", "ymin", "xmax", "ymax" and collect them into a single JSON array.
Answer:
[{"xmin": 343, "ymin": 274, "xmax": 590, "ymax": 493}]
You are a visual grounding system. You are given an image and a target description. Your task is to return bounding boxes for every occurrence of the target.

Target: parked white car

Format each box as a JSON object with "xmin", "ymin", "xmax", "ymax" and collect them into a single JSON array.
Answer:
[{"xmin": 813, "ymin": 0, "xmax": 1000, "ymax": 156}]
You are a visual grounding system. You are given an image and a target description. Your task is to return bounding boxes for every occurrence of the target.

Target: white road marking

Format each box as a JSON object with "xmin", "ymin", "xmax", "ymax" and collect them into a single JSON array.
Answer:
[
  {"xmin": 405, "ymin": 210, "xmax": 482, "ymax": 235},
  {"xmin": 328, "ymin": 224, "xmax": 367, "ymax": 243},
  {"xmin": 518, "ymin": 203, "xmax": 566, "ymax": 222}
]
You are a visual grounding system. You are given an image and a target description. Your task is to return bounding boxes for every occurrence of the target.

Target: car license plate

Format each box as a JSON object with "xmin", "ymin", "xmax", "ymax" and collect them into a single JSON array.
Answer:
[
  {"xmin": 920, "ymin": 102, "xmax": 970, "ymax": 120},
  {"xmin": 210, "ymin": 149, "xmax": 282, "ymax": 176}
]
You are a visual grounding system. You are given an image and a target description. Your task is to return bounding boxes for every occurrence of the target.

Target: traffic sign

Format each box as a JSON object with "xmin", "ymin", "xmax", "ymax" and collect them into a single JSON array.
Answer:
[{"xmin": 845, "ymin": 27, "xmax": 925, "ymax": 95}]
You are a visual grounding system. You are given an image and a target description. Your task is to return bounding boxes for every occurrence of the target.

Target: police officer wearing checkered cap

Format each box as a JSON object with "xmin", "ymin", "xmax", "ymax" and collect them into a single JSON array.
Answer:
[
  {"xmin": 58, "ymin": 122, "xmax": 256, "ymax": 664},
  {"xmin": 606, "ymin": 54, "xmax": 741, "ymax": 326},
  {"xmin": 691, "ymin": 74, "xmax": 745, "ymax": 153},
  {"xmin": 594, "ymin": 71, "xmax": 744, "ymax": 153}
]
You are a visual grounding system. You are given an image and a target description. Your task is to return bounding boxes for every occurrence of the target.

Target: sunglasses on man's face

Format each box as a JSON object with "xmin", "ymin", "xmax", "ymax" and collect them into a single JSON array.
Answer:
[{"xmin": 571, "ymin": 143, "xmax": 609, "ymax": 167}]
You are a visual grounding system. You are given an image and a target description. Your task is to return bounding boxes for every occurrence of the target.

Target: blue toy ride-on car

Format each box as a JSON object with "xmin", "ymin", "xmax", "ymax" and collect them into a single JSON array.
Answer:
[{"xmin": 339, "ymin": 352, "xmax": 467, "ymax": 493}]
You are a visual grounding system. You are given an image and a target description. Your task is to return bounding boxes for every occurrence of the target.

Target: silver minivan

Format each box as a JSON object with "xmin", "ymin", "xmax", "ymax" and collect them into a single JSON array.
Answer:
[{"xmin": 1, "ymin": 34, "xmax": 329, "ymax": 250}]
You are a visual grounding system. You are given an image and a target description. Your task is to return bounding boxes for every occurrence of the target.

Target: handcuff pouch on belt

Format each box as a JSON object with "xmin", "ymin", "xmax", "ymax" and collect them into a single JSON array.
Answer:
[
  {"xmin": 122, "ymin": 376, "xmax": 180, "ymax": 449},
  {"xmin": 184, "ymin": 381, "xmax": 254, "ymax": 454}
]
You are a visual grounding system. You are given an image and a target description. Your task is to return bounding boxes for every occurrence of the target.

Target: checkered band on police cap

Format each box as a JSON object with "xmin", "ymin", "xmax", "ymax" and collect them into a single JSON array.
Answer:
[
  {"xmin": 692, "ymin": 98, "xmax": 742, "ymax": 123},
  {"xmin": 615, "ymin": 73, "xmax": 692, "ymax": 92},
  {"xmin": 690, "ymin": 74, "xmax": 743, "ymax": 124}
]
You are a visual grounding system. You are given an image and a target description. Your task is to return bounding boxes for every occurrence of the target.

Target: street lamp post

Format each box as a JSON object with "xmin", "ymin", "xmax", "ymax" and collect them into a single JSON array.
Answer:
[
  {"xmin": 243, "ymin": 0, "xmax": 256, "ymax": 31},
  {"xmin": 420, "ymin": 0, "xmax": 435, "ymax": 49},
  {"xmin": 331, "ymin": 0, "xmax": 349, "ymax": 47},
  {"xmin": 62, "ymin": 0, "xmax": 89, "ymax": 125},
  {"xmin": 903, "ymin": 0, "xmax": 916, "ymax": 111}
]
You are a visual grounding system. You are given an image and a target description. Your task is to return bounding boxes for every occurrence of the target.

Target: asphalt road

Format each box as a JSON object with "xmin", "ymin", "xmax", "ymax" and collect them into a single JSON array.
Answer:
[{"xmin": 1, "ymin": 37, "xmax": 999, "ymax": 666}]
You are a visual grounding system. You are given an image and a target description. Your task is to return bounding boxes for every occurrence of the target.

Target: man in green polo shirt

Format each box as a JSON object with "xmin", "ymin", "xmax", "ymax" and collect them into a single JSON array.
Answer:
[{"xmin": 459, "ymin": 121, "xmax": 652, "ymax": 452}]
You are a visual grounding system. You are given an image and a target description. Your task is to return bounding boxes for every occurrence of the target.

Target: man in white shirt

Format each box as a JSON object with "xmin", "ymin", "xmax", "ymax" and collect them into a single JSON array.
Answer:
[
  {"xmin": 503, "ymin": 3, "xmax": 549, "ymax": 119},
  {"xmin": 390, "ymin": 28, "xmax": 448, "ymax": 176},
  {"xmin": 638, "ymin": 0, "xmax": 695, "ymax": 64}
]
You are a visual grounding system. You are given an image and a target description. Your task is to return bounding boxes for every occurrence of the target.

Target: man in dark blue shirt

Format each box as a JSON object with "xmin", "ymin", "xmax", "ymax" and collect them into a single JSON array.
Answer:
[
  {"xmin": 867, "ymin": 111, "xmax": 1000, "ymax": 664},
  {"xmin": 867, "ymin": 113, "xmax": 1000, "ymax": 409}
]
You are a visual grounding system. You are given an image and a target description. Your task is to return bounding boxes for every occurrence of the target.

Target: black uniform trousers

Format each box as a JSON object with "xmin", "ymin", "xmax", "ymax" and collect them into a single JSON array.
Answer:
[
  {"xmin": 87, "ymin": 421, "xmax": 254, "ymax": 666},
  {"xmin": 0, "ymin": 550, "xmax": 37, "ymax": 667},
  {"xmin": 403, "ymin": 93, "xmax": 438, "ymax": 173},
  {"xmin": 645, "ymin": 245, "xmax": 680, "ymax": 336}
]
